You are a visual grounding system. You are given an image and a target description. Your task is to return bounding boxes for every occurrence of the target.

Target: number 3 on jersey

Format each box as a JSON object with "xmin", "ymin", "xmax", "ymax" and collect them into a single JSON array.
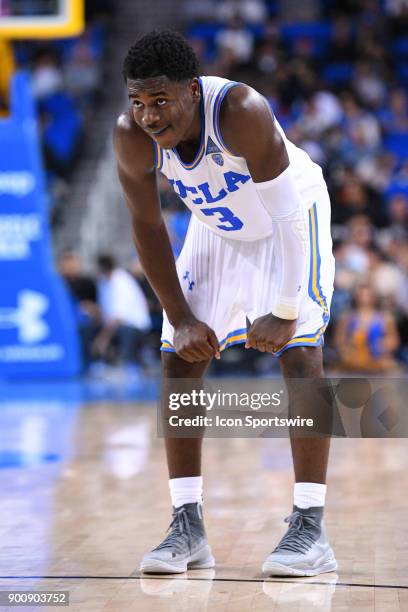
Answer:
[{"xmin": 201, "ymin": 206, "xmax": 243, "ymax": 231}]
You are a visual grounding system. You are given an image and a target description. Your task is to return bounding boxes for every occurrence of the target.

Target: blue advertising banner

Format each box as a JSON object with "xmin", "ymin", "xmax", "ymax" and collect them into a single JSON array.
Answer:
[{"xmin": 0, "ymin": 71, "xmax": 81, "ymax": 378}]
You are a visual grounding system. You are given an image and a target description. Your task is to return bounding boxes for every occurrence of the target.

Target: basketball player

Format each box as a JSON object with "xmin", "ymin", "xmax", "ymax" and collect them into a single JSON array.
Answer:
[{"xmin": 114, "ymin": 31, "xmax": 337, "ymax": 577}]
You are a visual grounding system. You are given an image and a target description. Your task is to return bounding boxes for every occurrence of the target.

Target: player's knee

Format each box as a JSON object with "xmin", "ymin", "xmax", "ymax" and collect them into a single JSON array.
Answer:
[
  {"xmin": 280, "ymin": 346, "xmax": 323, "ymax": 377},
  {"xmin": 161, "ymin": 351, "xmax": 210, "ymax": 378}
]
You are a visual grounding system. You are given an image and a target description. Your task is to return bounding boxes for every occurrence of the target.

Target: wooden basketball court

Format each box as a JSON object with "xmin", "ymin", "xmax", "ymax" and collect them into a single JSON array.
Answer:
[{"xmin": 0, "ymin": 399, "xmax": 407, "ymax": 611}]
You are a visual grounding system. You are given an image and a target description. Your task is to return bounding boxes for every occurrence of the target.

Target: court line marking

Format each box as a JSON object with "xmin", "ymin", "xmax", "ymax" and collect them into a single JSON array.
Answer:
[{"xmin": 0, "ymin": 576, "xmax": 407, "ymax": 590}]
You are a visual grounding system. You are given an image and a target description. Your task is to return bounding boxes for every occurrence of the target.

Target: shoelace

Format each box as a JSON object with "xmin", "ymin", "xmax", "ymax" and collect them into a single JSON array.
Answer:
[
  {"xmin": 273, "ymin": 511, "xmax": 321, "ymax": 554},
  {"xmin": 155, "ymin": 506, "xmax": 197, "ymax": 555}
]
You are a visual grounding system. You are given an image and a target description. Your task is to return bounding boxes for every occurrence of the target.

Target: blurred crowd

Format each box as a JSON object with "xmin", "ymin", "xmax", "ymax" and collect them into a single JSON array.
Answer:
[
  {"xmin": 0, "ymin": 0, "xmax": 115, "ymax": 224},
  {"xmin": 59, "ymin": 252, "xmax": 158, "ymax": 380}
]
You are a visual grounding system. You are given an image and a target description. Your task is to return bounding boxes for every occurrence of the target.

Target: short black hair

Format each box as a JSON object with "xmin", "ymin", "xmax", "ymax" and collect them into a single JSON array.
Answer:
[
  {"xmin": 122, "ymin": 30, "xmax": 200, "ymax": 83},
  {"xmin": 97, "ymin": 254, "xmax": 115, "ymax": 273}
]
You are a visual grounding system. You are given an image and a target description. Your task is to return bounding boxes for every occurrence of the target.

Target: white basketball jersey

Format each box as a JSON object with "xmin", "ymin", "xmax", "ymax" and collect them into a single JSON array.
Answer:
[{"xmin": 154, "ymin": 76, "xmax": 325, "ymax": 241}]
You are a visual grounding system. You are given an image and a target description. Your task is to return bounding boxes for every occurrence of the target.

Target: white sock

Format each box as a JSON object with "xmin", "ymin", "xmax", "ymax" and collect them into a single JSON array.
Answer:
[
  {"xmin": 294, "ymin": 482, "xmax": 326, "ymax": 509},
  {"xmin": 169, "ymin": 476, "xmax": 203, "ymax": 508}
]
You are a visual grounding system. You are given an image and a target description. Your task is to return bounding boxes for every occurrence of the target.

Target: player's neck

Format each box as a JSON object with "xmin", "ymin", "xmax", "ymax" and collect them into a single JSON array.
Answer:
[{"xmin": 175, "ymin": 98, "xmax": 202, "ymax": 163}]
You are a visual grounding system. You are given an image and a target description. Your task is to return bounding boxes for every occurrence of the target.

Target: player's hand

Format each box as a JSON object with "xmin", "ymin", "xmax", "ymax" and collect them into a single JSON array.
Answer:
[
  {"xmin": 173, "ymin": 316, "xmax": 220, "ymax": 363},
  {"xmin": 245, "ymin": 313, "xmax": 297, "ymax": 353}
]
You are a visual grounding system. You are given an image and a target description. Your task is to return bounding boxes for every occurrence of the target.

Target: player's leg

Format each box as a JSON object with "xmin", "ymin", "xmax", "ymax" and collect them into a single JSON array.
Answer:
[
  {"xmin": 141, "ymin": 217, "xmax": 245, "ymax": 573},
  {"xmin": 262, "ymin": 345, "xmax": 337, "ymax": 577},
  {"xmin": 140, "ymin": 352, "xmax": 215, "ymax": 574},
  {"xmin": 281, "ymin": 344, "xmax": 330, "ymax": 484},
  {"xmin": 162, "ymin": 351, "xmax": 211, "ymax": 479}
]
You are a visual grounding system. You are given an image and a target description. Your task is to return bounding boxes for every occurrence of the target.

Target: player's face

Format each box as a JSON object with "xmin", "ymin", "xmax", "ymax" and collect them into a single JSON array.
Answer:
[{"xmin": 127, "ymin": 76, "xmax": 200, "ymax": 149}]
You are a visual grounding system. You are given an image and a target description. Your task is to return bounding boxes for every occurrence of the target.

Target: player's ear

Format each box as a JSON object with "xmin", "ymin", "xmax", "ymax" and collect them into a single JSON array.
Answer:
[{"xmin": 190, "ymin": 78, "xmax": 200, "ymax": 99}]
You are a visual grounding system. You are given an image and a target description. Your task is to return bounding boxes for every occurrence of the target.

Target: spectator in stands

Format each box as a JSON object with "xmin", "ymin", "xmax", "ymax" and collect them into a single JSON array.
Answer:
[
  {"xmin": 93, "ymin": 254, "xmax": 151, "ymax": 373},
  {"xmin": 59, "ymin": 251, "xmax": 98, "ymax": 305},
  {"xmin": 327, "ymin": 15, "xmax": 356, "ymax": 62},
  {"xmin": 215, "ymin": 0, "xmax": 267, "ymax": 24},
  {"xmin": 64, "ymin": 38, "xmax": 101, "ymax": 110},
  {"xmin": 277, "ymin": 0, "xmax": 322, "ymax": 22},
  {"xmin": 289, "ymin": 90, "xmax": 343, "ymax": 147},
  {"xmin": 215, "ymin": 14, "xmax": 255, "ymax": 68},
  {"xmin": 386, "ymin": 160, "xmax": 408, "ymax": 200},
  {"xmin": 255, "ymin": 39, "xmax": 280, "ymax": 75},
  {"xmin": 385, "ymin": 0, "xmax": 408, "ymax": 17},
  {"xmin": 334, "ymin": 282, "xmax": 400, "ymax": 373},
  {"xmin": 275, "ymin": 58, "xmax": 317, "ymax": 109},
  {"xmin": 332, "ymin": 176, "xmax": 384, "ymax": 226},
  {"xmin": 329, "ymin": 241, "xmax": 354, "ymax": 322},
  {"xmin": 31, "ymin": 48, "xmax": 63, "ymax": 100},
  {"xmin": 352, "ymin": 62, "xmax": 387, "ymax": 109},
  {"xmin": 331, "ymin": 216, "xmax": 374, "ymax": 287},
  {"xmin": 379, "ymin": 88, "xmax": 408, "ymax": 134},
  {"xmin": 383, "ymin": 193, "xmax": 408, "ymax": 244},
  {"xmin": 368, "ymin": 247, "xmax": 405, "ymax": 307},
  {"xmin": 341, "ymin": 91, "xmax": 379, "ymax": 138},
  {"xmin": 340, "ymin": 91, "xmax": 381, "ymax": 166},
  {"xmin": 356, "ymin": 151, "xmax": 397, "ymax": 193},
  {"xmin": 129, "ymin": 258, "xmax": 163, "ymax": 334},
  {"xmin": 59, "ymin": 252, "xmax": 100, "ymax": 370},
  {"xmin": 183, "ymin": 0, "xmax": 217, "ymax": 23},
  {"xmin": 329, "ymin": 216, "xmax": 375, "ymax": 328},
  {"xmin": 39, "ymin": 89, "xmax": 83, "ymax": 178}
]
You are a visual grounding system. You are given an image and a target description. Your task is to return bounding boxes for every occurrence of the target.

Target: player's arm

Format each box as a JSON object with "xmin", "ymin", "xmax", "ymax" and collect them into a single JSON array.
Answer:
[
  {"xmin": 113, "ymin": 113, "xmax": 219, "ymax": 362},
  {"xmin": 219, "ymin": 85, "xmax": 309, "ymax": 352}
]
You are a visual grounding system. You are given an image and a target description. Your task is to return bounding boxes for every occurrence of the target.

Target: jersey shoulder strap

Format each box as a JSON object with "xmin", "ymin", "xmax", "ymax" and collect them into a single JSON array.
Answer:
[{"xmin": 201, "ymin": 75, "xmax": 240, "ymax": 156}]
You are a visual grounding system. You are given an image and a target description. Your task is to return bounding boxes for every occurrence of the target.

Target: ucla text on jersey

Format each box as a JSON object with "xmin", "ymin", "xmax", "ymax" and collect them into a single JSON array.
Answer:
[
  {"xmin": 170, "ymin": 171, "xmax": 251, "ymax": 231},
  {"xmin": 168, "ymin": 171, "xmax": 251, "ymax": 205}
]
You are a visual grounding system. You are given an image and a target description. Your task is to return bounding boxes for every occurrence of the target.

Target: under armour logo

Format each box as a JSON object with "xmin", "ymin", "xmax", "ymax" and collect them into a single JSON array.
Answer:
[
  {"xmin": 0, "ymin": 290, "xmax": 50, "ymax": 343},
  {"xmin": 183, "ymin": 271, "xmax": 195, "ymax": 291}
]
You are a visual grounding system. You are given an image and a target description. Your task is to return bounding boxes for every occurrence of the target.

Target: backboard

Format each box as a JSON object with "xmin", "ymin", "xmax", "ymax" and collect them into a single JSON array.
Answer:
[{"xmin": 0, "ymin": 0, "xmax": 84, "ymax": 38}]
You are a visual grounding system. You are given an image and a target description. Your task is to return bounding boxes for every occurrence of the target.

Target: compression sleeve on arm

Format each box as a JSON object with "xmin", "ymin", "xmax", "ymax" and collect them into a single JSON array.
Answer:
[{"xmin": 254, "ymin": 165, "xmax": 309, "ymax": 320}]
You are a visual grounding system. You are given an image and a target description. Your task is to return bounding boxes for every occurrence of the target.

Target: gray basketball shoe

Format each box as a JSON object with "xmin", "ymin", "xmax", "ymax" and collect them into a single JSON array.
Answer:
[
  {"xmin": 140, "ymin": 502, "xmax": 215, "ymax": 574},
  {"xmin": 262, "ymin": 506, "xmax": 337, "ymax": 577}
]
